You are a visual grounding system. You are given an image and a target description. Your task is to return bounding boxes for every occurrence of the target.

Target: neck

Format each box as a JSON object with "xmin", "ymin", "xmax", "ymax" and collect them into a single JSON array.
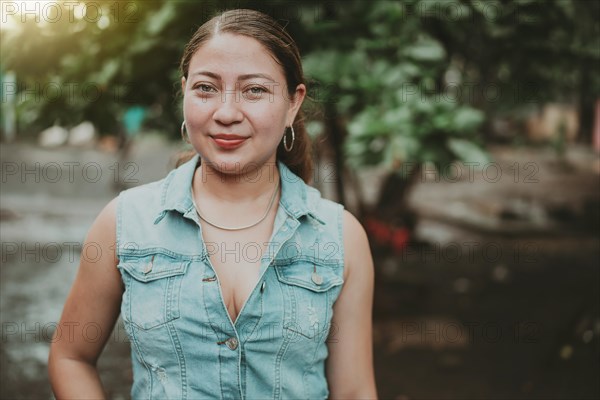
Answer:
[{"xmin": 192, "ymin": 158, "xmax": 280, "ymax": 204}]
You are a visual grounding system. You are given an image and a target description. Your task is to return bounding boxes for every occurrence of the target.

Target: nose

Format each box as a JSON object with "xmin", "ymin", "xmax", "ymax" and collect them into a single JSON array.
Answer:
[{"xmin": 212, "ymin": 89, "xmax": 244, "ymax": 125}]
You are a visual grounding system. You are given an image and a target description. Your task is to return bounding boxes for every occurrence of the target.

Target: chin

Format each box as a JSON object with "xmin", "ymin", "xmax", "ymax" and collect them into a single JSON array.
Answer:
[
  {"xmin": 199, "ymin": 154, "xmax": 245, "ymax": 174},
  {"xmin": 199, "ymin": 150, "xmax": 275, "ymax": 175}
]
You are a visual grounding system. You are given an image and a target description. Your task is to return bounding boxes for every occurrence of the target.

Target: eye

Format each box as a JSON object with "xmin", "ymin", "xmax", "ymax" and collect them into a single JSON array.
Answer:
[
  {"xmin": 249, "ymin": 86, "xmax": 266, "ymax": 94},
  {"xmin": 243, "ymin": 85, "xmax": 268, "ymax": 100},
  {"xmin": 193, "ymin": 83, "xmax": 217, "ymax": 94}
]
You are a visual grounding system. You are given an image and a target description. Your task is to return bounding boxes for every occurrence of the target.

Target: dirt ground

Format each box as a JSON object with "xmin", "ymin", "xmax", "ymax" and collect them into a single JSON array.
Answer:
[{"xmin": 1, "ymin": 139, "xmax": 598, "ymax": 399}]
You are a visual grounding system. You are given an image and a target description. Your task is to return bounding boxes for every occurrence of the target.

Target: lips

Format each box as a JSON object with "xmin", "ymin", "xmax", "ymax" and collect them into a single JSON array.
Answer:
[{"xmin": 211, "ymin": 134, "xmax": 248, "ymax": 149}]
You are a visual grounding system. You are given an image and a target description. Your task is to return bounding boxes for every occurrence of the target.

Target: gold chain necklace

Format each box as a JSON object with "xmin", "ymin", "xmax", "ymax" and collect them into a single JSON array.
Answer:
[{"xmin": 190, "ymin": 179, "xmax": 279, "ymax": 231}]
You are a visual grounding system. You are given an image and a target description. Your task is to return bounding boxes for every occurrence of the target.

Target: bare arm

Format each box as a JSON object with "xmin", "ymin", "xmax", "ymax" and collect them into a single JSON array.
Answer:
[
  {"xmin": 48, "ymin": 197, "xmax": 124, "ymax": 399},
  {"xmin": 326, "ymin": 210, "xmax": 378, "ymax": 399}
]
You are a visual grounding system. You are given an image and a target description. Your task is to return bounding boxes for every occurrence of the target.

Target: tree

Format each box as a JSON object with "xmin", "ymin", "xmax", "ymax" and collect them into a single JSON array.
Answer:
[
  {"xmin": 300, "ymin": 1, "xmax": 486, "ymax": 234},
  {"xmin": 2, "ymin": 0, "xmax": 597, "ymax": 244},
  {"xmin": 298, "ymin": 0, "xmax": 598, "ymax": 243}
]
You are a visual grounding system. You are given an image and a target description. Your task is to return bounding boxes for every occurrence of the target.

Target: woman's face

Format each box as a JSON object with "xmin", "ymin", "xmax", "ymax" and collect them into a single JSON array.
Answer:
[{"xmin": 182, "ymin": 33, "xmax": 305, "ymax": 175}]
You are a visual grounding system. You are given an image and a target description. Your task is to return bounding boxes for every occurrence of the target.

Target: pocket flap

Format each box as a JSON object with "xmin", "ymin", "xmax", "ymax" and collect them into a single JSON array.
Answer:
[
  {"xmin": 275, "ymin": 261, "xmax": 343, "ymax": 292},
  {"xmin": 119, "ymin": 254, "xmax": 189, "ymax": 282}
]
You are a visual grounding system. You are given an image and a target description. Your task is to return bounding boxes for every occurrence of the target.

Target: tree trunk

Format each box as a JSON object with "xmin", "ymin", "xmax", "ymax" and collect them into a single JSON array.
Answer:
[
  {"xmin": 324, "ymin": 103, "xmax": 346, "ymax": 206},
  {"xmin": 374, "ymin": 164, "xmax": 422, "ymax": 231},
  {"xmin": 578, "ymin": 65, "xmax": 594, "ymax": 144}
]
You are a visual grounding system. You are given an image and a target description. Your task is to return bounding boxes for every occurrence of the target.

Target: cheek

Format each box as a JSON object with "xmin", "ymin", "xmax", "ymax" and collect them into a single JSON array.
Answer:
[
  {"xmin": 183, "ymin": 97, "xmax": 211, "ymax": 122},
  {"xmin": 265, "ymin": 111, "xmax": 286, "ymax": 137},
  {"xmin": 182, "ymin": 96, "xmax": 193, "ymax": 118},
  {"xmin": 259, "ymin": 99, "xmax": 289, "ymax": 124}
]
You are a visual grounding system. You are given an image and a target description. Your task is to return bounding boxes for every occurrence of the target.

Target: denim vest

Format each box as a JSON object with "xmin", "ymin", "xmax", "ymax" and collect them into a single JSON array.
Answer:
[{"xmin": 116, "ymin": 154, "xmax": 345, "ymax": 399}]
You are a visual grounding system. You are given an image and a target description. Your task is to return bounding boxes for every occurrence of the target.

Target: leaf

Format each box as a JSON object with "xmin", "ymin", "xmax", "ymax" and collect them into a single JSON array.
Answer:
[
  {"xmin": 447, "ymin": 138, "xmax": 491, "ymax": 164},
  {"xmin": 452, "ymin": 108, "xmax": 485, "ymax": 132},
  {"xmin": 145, "ymin": 2, "xmax": 177, "ymax": 36},
  {"xmin": 403, "ymin": 36, "xmax": 446, "ymax": 61},
  {"xmin": 93, "ymin": 59, "xmax": 120, "ymax": 85},
  {"xmin": 389, "ymin": 135, "xmax": 420, "ymax": 164},
  {"xmin": 305, "ymin": 120, "xmax": 324, "ymax": 139}
]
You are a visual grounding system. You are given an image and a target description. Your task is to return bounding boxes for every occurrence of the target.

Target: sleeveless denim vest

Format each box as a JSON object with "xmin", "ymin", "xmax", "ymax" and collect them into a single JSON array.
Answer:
[{"xmin": 116, "ymin": 154, "xmax": 345, "ymax": 399}]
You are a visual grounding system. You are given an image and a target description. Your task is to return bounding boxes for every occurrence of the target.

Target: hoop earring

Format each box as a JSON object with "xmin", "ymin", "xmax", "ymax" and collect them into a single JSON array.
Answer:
[
  {"xmin": 283, "ymin": 126, "xmax": 295, "ymax": 152},
  {"xmin": 181, "ymin": 120, "xmax": 190, "ymax": 143}
]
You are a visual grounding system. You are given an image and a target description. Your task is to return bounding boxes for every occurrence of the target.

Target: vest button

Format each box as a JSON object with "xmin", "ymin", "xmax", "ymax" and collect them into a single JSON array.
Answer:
[
  {"xmin": 311, "ymin": 271, "xmax": 323, "ymax": 285},
  {"xmin": 225, "ymin": 337, "xmax": 239, "ymax": 350},
  {"xmin": 143, "ymin": 255, "xmax": 155, "ymax": 274},
  {"xmin": 143, "ymin": 262, "xmax": 153, "ymax": 274}
]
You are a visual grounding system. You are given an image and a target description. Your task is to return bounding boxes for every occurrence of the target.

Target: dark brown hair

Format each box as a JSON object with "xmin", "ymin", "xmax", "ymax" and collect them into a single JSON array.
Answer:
[{"xmin": 177, "ymin": 9, "xmax": 313, "ymax": 183}]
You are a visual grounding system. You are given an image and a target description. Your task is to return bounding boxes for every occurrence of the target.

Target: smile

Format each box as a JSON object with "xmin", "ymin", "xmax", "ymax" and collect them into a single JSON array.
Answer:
[{"xmin": 211, "ymin": 135, "xmax": 248, "ymax": 149}]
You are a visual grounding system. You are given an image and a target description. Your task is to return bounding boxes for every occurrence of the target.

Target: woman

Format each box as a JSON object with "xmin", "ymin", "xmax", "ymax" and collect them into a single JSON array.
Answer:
[{"xmin": 48, "ymin": 9, "xmax": 377, "ymax": 399}]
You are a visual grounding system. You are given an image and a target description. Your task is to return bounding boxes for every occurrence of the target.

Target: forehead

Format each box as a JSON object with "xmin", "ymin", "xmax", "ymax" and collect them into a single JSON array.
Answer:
[{"xmin": 188, "ymin": 33, "xmax": 285, "ymax": 81}]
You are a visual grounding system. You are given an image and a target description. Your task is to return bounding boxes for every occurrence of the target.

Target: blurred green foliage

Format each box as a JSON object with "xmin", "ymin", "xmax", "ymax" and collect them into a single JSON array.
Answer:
[
  {"xmin": 299, "ymin": 0, "xmax": 599, "ymax": 169},
  {"xmin": 301, "ymin": 1, "xmax": 486, "ymax": 170},
  {"xmin": 1, "ymin": 0, "xmax": 598, "ymax": 173}
]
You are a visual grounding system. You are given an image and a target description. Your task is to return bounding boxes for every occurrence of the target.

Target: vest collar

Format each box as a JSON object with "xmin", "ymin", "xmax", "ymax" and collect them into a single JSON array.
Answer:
[{"xmin": 154, "ymin": 153, "xmax": 325, "ymax": 225}]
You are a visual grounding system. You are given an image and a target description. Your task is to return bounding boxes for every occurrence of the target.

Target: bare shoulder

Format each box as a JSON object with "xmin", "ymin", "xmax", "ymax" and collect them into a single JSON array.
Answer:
[
  {"xmin": 80, "ymin": 195, "xmax": 120, "ymax": 273},
  {"xmin": 88, "ymin": 196, "xmax": 119, "ymax": 252},
  {"xmin": 93, "ymin": 196, "xmax": 119, "ymax": 232},
  {"xmin": 341, "ymin": 209, "xmax": 373, "ymax": 282},
  {"xmin": 342, "ymin": 209, "xmax": 369, "ymax": 250}
]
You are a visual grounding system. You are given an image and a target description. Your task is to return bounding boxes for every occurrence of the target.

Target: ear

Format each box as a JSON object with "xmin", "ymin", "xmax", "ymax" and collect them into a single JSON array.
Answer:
[
  {"xmin": 181, "ymin": 77, "xmax": 187, "ymax": 94},
  {"xmin": 287, "ymin": 83, "xmax": 307, "ymax": 125}
]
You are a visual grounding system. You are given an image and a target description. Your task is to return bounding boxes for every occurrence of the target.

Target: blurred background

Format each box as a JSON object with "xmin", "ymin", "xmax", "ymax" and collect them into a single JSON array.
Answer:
[{"xmin": 1, "ymin": 0, "xmax": 599, "ymax": 398}]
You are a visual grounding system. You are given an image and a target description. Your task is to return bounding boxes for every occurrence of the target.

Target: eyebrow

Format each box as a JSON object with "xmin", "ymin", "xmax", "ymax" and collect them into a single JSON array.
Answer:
[{"xmin": 191, "ymin": 71, "xmax": 275, "ymax": 81}]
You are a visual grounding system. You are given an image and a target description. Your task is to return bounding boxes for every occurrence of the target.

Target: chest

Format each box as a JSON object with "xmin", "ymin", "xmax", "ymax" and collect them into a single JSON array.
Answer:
[{"xmin": 200, "ymin": 221, "xmax": 275, "ymax": 324}]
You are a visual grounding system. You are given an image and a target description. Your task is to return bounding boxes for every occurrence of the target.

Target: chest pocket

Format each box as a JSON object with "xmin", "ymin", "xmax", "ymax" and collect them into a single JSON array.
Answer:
[
  {"xmin": 119, "ymin": 254, "xmax": 190, "ymax": 330},
  {"xmin": 275, "ymin": 260, "xmax": 343, "ymax": 341}
]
